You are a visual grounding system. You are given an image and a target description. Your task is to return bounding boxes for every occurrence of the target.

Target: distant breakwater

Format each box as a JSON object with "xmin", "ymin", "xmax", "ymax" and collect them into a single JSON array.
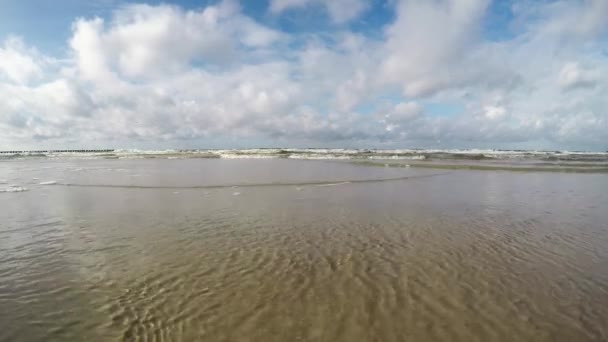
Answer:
[{"xmin": 0, "ymin": 149, "xmax": 115, "ymax": 154}]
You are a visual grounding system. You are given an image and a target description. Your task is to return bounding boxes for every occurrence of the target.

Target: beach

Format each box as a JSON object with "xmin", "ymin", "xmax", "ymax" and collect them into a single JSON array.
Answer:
[{"xmin": 1, "ymin": 153, "xmax": 607, "ymax": 341}]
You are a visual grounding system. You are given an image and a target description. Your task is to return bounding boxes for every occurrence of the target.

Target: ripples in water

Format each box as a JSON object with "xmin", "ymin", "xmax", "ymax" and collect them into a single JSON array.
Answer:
[{"xmin": 1, "ymin": 159, "xmax": 607, "ymax": 341}]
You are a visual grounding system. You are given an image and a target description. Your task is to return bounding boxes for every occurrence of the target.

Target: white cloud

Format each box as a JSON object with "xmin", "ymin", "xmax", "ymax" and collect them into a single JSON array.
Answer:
[
  {"xmin": 70, "ymin": 18, "xmax": 112, "ymax": 82},
  {"xmin": 379, "ymin": 101, "xmax": 423, "ymax": 134},
  {"xmin": 269, "ymin": 0, "xmax": 310, "ymax": 13},
  {"xmin": 70, "ymin": 2, "xmax": 285, "ymax": 81},
  {"xmin": 380, "ymin": 0, "xmax": 491, "ymax": 97},
  {"xmin": 270, "ymin": 0, "xmax": 368, "ymax": 23},
  {"xmin": 1, "ymin": 0, "xmax": 607, "ymax": 150},
  {"xmin": 483, "ymin": 106, "xmax": 507, "ymax": 120},
  {"xmin": 0, "ymin": 37, "xmax": 45, "ymax": 85},
  {"xmin": 557, "ymin": 62, "xmax": 598, "ymax": 90},
  {"xmin": 522, "ymin": 0, "xmax": 608, "ymax": 41}
]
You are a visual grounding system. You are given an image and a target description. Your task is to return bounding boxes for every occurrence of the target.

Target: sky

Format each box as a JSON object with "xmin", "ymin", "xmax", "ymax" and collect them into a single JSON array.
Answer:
[{"xmin": 0, "ymin": 0, "xmax": 607, "ymax": 151}]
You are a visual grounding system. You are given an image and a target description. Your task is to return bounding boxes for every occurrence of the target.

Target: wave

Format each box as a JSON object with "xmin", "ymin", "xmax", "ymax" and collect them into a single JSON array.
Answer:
[
  {"xmin": 39, "ymin": 181, "xmax": 58, "ymax": 185},
  {"xmin": 0, "ymin": 186, "xmax": 28, "ymax": 193},
  {"xmin": 2, "ymin": 148, "xmax": 608, "ymax": 164},
  {"xmin": 49, "ymin": 173, "xmax": 450, "ymax": 190},
  {"xmin": 357, "ymin": 161, "xmax": 608, "ymax": 173}
]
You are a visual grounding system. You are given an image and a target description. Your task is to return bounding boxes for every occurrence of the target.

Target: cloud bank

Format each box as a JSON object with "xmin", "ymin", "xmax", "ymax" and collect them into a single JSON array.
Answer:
[{"xmin": 0, "ymin": 0, "xmax": 607, "ymax": 150}]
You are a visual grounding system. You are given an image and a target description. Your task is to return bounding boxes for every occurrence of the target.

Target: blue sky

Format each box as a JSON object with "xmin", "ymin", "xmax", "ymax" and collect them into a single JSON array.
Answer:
[
  {"xmin": 0, "ymin": 0, "xmax": 515, "ymax": 53},
  {"xmin": 0, "ymin": 0, "xmax": 395, "ymax": 52},
  {"xmin": 0, "ymin": 0, "xmax": 607, "ymax": 150}
]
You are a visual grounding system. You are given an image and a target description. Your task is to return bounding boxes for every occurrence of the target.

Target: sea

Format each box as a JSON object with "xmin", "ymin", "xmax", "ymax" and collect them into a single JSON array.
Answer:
[{"xmin": 1, "ymin": 149, "xmax": 607, "ymax": 341}]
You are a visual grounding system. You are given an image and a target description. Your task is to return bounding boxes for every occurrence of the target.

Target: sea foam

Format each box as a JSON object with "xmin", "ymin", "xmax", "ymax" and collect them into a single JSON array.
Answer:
[
  {"xmin": 0, "ymin": 186, "xmax": 28, "ymax": 193},
  {"xmin": 39, "ymin": 181, "xmax": 58, "ymax": 185}
]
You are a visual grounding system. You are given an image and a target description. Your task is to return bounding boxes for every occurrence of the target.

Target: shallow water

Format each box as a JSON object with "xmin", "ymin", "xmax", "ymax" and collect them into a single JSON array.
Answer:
[{"xmin": 1, "ymin": 158, "xmax": 607, "ymax": 341}]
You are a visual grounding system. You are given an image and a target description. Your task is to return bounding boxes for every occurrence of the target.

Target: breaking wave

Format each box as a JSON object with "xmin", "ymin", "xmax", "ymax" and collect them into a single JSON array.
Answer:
[
  {"xmin": 0, "ymin": 186, "xmax": 28, "ymax": 193},
  {"xmin": 2, "ymin": 148, "xmax": 607, "ymax": 163}
]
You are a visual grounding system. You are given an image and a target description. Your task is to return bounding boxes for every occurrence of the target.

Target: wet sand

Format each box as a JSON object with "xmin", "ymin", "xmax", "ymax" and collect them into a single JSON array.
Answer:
[{"xmin": 1, "ymin": 158, "xmax": 607, "ymax": 341}]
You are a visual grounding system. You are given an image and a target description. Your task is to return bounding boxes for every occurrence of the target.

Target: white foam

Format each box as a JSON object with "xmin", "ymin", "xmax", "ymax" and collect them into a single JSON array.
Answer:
[
  {"xmin": 232, "ymin": 192, "xmax": 241, "ymax": 196},
  {"xmin": 287, "ymin": 155, "xmax": 352, "ymax": 160},
  {"xmin": 0, "ymin": 186, "xmax": 28, "ymax": 193},
  {"xmin": 218, "ymin": 154, "xmax": 276, "ymax": 159},
  {"xmin": 368, "ymin": 155, "xmax": 426, "ymax": 160},
  {"xmin": 39, "ymin": 181, "xmax": 57, "ymax": 185},
  {"xmin": 315, "ymin": 182, "xmax": 351, "ymax": 187},
  {"xmin": 5, "ymin": 148, "xmax": 607, "ymax": 162}
]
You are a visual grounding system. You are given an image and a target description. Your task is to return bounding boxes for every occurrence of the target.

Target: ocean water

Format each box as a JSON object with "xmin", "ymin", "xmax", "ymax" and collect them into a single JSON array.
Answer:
[{"xmin": 1, "ymin": 157, "xmax": 607, "ymax": 341}]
